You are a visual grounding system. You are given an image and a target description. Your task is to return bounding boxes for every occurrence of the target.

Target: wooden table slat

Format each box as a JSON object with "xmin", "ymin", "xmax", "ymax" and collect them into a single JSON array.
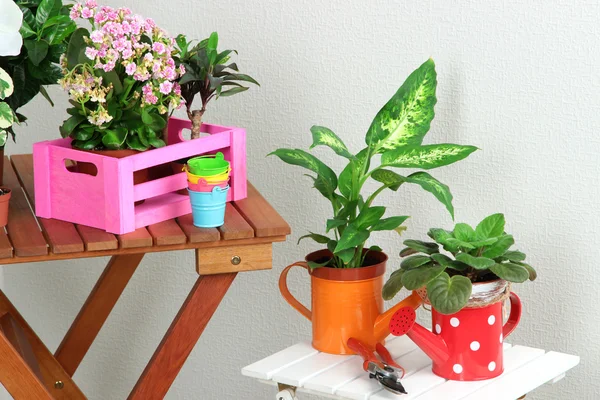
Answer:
[
  {"xmin": 233, "ymin": 183, "xmax": 290, "ymax": 238},
  {"xmin": 176, "ymin": 214, "xmax": 221, "ymax": 243},
  {"xmin": 118, "ymin": 227, "xmax": 154, "ymax": 249},
  {"xmin": 11, "ymin": 154, "xmax": 85, "ymax": 254},
  {"xmin": 219, "ymin": 203, "xmax": 255, "ymax": 240},
  {"xmin": 3, "ymin": 157, "xmax": 47, "ymax": 257},
  {"xmin": 76, "ymin": 225, "xmax": 119, "ymax": 251},
  {"xmin": 148, "ymin": 220, "xmax": 187, "ymax": 246}
]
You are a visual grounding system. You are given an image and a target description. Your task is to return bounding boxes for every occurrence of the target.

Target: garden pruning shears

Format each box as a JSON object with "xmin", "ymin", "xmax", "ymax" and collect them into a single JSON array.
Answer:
[{"xmin": 347, "ymin": 338, "xmax": 407, "ymax": 395}]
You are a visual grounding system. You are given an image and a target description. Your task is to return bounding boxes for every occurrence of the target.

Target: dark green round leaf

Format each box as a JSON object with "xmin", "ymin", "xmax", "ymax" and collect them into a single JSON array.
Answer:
[
  {"xmin": 403, "ymin": 239, "xmax": 439, "ymax": 254},
  {"xmin": 382, "ymin": 269, "xmax": 404, "ymax": 300},
  {"xmin": 455, "ymin": 253, "xmax": 495, "ymax": 270},
  {"xmin": 482, "ymin": 234, "xmax": 514, "ymax": 258},
  {"xmin": 515, "ymin": 262, "xmax": 537, "ymax": 281},
  {"xmin": 453, "ymin": 223, "xmax": 475, "ymax": 242},
  {"xmin": 401, "ymin": 255, "xmax": 432, "ymax": 270},
  {"xmin": 490, "ymin": 262, "xmax": 529, "ymax": 283},
  {"xmin": 504, "ymin": 250, "xmax": 526, "ymax": 262},
  {"xmin": 475, "ymin": 213, "xmax": 506, "ymax": 239},
  {"xmin": 427, "ymin": 272, "xmax": 472, "ymax": 314},
  {"xmin": 399, "ymin": 247, "xmax": 418, "ymax": 257},
  {"xmin": 401, "ymin": 263, "xmax": 445, "ymax": 290}
]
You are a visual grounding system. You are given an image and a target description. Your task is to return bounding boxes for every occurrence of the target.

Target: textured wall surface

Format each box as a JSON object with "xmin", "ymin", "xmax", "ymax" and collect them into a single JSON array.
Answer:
[{"xmin": 1, "ymin": 0, "xmax": 597, "ymax": 398}]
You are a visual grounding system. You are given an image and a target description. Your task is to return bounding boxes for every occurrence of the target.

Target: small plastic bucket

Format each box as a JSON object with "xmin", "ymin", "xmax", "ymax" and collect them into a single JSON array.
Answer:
[
  {"xmin": 188, "ymin": 178, "xmax": 229, "ymax": 192},
  {"xmin": 185, "ymin": 166, "xmax": 231, "ymax": 184},
  {"xmin": 187, "ymin": 152, "xmax": 230, "ymax": 176},
  {"xmin": 188, "ymin": 185, "xmax": 230, "ymax": 228}
]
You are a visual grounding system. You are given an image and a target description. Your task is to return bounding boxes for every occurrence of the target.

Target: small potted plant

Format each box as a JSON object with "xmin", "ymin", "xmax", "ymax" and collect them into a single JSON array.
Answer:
[
  {"xmin": 58, "ymin": 1, "xmax": 184, "ymax": 182},
  {"xmin": 0, "ymin": 65, "xmax": 14, "ymax": 225},
  {"xmin": 273, "ymin": 59, "xmax": 478, "ymax": 354},
  {"xmin": 383, "ymin": 213, "xmax": 536, "ymax": 380}
]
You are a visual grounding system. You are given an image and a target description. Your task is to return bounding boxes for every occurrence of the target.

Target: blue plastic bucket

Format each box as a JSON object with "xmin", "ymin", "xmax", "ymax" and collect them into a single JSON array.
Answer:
[{"xmin": 188, "ymin": 185, "xmax": 230, "ymax": 228}]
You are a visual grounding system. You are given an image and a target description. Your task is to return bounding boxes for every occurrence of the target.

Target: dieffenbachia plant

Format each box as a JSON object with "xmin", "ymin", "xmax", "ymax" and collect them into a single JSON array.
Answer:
[
  {"xmin": 0, "ymin": 67, "xmax": 15, "ymax": 147},
  {"xmin": 383, "ymin": 213, "xmax": 536, "ymax": 314},
  {"xmin": 270, "ymin": 59, "xmax": 478, "ymax": 269}
]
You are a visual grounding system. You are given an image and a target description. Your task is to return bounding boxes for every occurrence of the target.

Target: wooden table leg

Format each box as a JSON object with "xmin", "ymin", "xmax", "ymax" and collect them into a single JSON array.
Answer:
[
  {"xmin": 128, "ymin": 272, "xmax": 237, "ymax": 400},
  {"xmin": 55, "ymin": 253, "xmax": 144, "ymax": 376}
]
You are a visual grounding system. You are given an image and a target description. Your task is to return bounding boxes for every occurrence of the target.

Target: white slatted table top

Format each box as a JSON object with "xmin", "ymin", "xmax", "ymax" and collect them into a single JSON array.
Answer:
[{"xmin": 242, "ymin": 336, "xmax": 579, "ymax": 400}]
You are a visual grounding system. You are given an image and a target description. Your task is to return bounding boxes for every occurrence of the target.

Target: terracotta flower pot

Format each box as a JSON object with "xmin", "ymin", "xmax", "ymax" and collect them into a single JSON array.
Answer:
[
  {"xmin": 0, "ymin": 146, "xmax": 4, "ymax": 186},
  {"xmin": 279, "ymin": 249, "xmax": 422, "ymax": 355},
  {"xmin": 0, "ymin": 187, "xmax": 11, "ymax": 227}
]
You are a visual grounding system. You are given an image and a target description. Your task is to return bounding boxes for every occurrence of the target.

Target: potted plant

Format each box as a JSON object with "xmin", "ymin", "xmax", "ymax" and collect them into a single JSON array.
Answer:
[
  {"xmin": 0, "ymin": 0, "xmax": 77, "ymax": 182},
  {"xmin": 384, "ymin": 213, "xmax": 536, "ymax": 380},
  {"xmin": 273, "ymin": 59, "xmax": 478, "ymax": 354},
  {"xmin": 0, "ymin": 67, "xmax": 14, "ymax": 221},
  {"xmin": 58, "ymin": 2, "xmax": 184, "ymax": 182}
]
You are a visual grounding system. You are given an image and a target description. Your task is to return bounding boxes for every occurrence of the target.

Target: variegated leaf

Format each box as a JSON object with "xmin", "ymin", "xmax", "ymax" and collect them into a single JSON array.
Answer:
[
  {"xmin": 371, "ymin": 169, "xmax": 406, "ymax": 191},
  {"xmin": 310, "ymin": 125, "xmax": 353, "ymax": 159},
  {"xmin": 381, "ymin": 144, "xmax": 477, "ymax": 170},
  {"xmin": 366, "ymin": 59, "xmax": 437, "ymax": 152},
  {"xmin": 406, "ymin": 172, "xmax": 455, "ymax": 218},
  {"xmin": 339, "ymin": 148, "xmax": 369, "ymax": 198},
  {"xmin": 269, "ymin": 148, "xmax": 337, "ymax": 195},
  {"xmin": 0, "ymin": 103, "xmax": 14, "ymax": 129},
  {"xmin": 0, "ymin": 68, "xmax": 14, "ymax": 100}
]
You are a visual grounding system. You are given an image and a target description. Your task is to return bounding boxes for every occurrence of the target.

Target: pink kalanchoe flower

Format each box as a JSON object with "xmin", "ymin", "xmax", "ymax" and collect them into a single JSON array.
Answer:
[
  {"xmin": 70, "ymin": 3, "xmax": 82, "ymax": 20},
  {"xmin": 144, "ymin": 93, "xmax": 158, "ymax": 105},
  {"xmin": 159, "ymin": 81, "xmax": 173, "ymax": 95},
  {"xmin": 85, "ymin": 47, "xmax": 98, "ymax": 60},
  {"xmin": 164, "ymin": 67, "xmax": 176, "ymax": 80},
  {"xmin": 152, "ymin": 42, "xmax": 166, "ymax": 55},
  {"xmin": 152, "ymin": 60, "xmax": 161, "ymax": 73},
  {"xmin": 81, "ymin": 7, "xmax": 94, "ymax": 18},
  {"xmin": 90, "ymin": 30, "xmax": 104, "ymax": 44},
  {"xmin": 178, "ymin": 64, "xmax": 186, "ymax": 75},
  {"xmin": 173, "ymin": 82, "xmax": 181, "ymax": 96},
  {"xmin": 103, "ymin": 62, "xmax": 116, "ymax": 72},
  {"xmin": 121, "ymin": 48, "xmax": 133, "ymax": 59},
  {"xmin": 107, "ymin": 10, "xmax": 118, "ymax": 21},
  {"xmin": 94, "ymin": 11, "xmax": 107, "ymax": 24},
  {"xmin": 125, "ymin": 63, "xmax": 137, "ymax": 75},
  {"xmin": 142, "ymin": 84, "xmax": 153, "ymax": 95},
  {"xmin": 85, "ymin": 0, "xmax": 97, "ymax": 8},
  {"xmin": 144, "ymin": 53, "xmax": 153, "ymax": 62}
]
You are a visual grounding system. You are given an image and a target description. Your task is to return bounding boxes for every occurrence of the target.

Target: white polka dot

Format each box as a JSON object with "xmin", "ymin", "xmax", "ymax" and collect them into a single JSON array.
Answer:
[
  {"xmin": 470, "ymin": 341, "xmax": 480, "ymax": 351},
  {"xmin": 450, "ymin": 317, "xmax": 460, "ymax": 327},
  {"xmin": 435, "ymin": 324, "xmax": 441, "ymax": 334},
  {"xmin": 500, "ymin": 333, "xmax": 503, "ymax": 343},
  {"xmin": 488, "ymin": 315, "xmax": 496, "ymax": 325},
  {"xmin": 453, "ymin": 364, "xmax": 463, "ymax": 374},
  {"xmin": 488, "ymin": 361, "xmax": 496, "ymax": 372}
]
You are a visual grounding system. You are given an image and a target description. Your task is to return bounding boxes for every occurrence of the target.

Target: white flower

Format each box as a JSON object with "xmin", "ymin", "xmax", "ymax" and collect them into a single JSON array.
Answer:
[{"xmin": 0, "ymin": 0, "xmax": 23, "ymax": 56}]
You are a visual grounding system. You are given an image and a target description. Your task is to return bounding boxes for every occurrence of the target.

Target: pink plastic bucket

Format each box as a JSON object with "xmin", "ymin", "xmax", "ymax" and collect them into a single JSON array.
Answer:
[{"xmin": 188, "ymin": 178, "xmax": 229, "ymax": 192}]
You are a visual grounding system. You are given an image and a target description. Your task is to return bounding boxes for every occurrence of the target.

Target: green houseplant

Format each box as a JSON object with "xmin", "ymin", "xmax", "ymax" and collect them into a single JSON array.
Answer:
[
  {"xmin": 383, "ymin": 213, "xmax": 537, "ymax": 314},
  {"xmin": 174, "ymin": 32, "xmax": 258, "ymax": 140},
  {"xmin": 271, "ymin": 59, "xmax": 477, "ymax": 269}
]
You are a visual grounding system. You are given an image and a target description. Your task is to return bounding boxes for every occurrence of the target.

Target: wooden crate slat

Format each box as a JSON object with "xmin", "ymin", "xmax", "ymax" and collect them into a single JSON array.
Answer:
[
  {"xmin": 118, "ymin": 227, "xmax": 154, "ymax": 249},
  {"xmin": 147, "ymin": 220, "xmax": 187, "ymax": 246},
  {"xmin": 76, "ymin": 225, "xmax": 118, "ymax": 251},
  {"xmin": 3, "ymin": 157, "xmax": 47, "ymax": 257},
  {"xmin": 232, "ymin": 182, "xmax": 290, "ymax": 237},
  {"xmin": 176, "ymin": 214, "xmax": 220, "ymax": 243},
  {"xmin": 11, "ymin": 154, "xmax": 84, "ymax": 254},
  {"xmin": 0, "ymin": 233, "xmax": 12, "ymax": 259},
  {"xmin": 219, "ymin": 203, "xmax": 254, "ymax": 240}
]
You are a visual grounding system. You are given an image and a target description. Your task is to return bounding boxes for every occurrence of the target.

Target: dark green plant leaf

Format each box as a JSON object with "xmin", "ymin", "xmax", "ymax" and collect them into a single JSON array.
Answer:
[
  {"xmin": 72, "ymin": 126, "xmax": 94, "ymax": 141},
  {"xmin": 443, "ymin": 238, "xmax": 475, "ymax": 250},
  {"xmin": 382, "ymin": 269, "xmax": 404, "ymax": 300},
  {"xmin": 326, "ymin": 218, "xmax": 346, "ymax": 232},
  {"xmin": 453, "ymin": 223, "xmax": 475, "ymax": 242},
  {"xmin": 428, "ymin": 228, "xmax": 454, "ymax": 243},
  {"xmin": 219, "ymin": 86, "xmax": 249, "ymax": 97},
  {"xmin": 36, "ymin": 0, "xmax": 55, "ymax": 26},
  {"xmin": 66, "ymin": 28, "xmax": 89, "ymax": 69},
  {"xmin": 427, "ymin": 272, "xmax": 472, "ymax": 314},
  {"xmin": 371, "ymin": 216, "xmax": 409, "ymax": 231},
  {"xmin": 475, "ymin": 213, "xmax": 505, "ymax": 239},
  {"xmin": 336, "ymin": 200, "xmax": 358, "ymax": 220},
  {"xmin": 490, "ymin": 262, "xmax": 529, "ymax": 283},
  {"xmin": 431, "ymin": 253, "xmax": 452, "ymax": 266},
  {"xmin": 482, "ymin": 234, "xmax": 514, "ymax": 259},
  {"xmin": 20, "ymin": 6, "xmax": 36, "ymax": 29},
  {"xmin": 337, "ymin": 248, "xmax": 356, "ymax": 264},
  {"xmin": 126, "ymin": 135, "xmax": 148, "ymax": 151},
  {"xmin": 504, "ymin": 250, "xmax": 526, "ymax": 262},
  {"xmin": 24, "ymin": 40, "xmax": 49, "ymax": 66},
  {"xmin": 515, "ymin": 261, "xmax": 537, "ymax": 281},
  {"xmin": 469, "ymin": 237, "xmax": 498, "ymax": 247},
  {"xmin": 101, "ymin": 128, "xmax": 127, "ymax": 149},
  {"xmin": 399, "ymin": 247, "xmax": 418, "ymax": 257},
  {"xmin": 308, "ymin": 260, "xmax": 330, "ymax": 270},
  {"xmin": 309, "ymin": 125, "xmax": 352, "ymax": 159},
  {"xmin": 403, "ymin": 239, "xmax": 439, "ymax": 254},
  {"xmin": 455, "ymin": 253, "xmax": 495, "ymax": 270},
  {"xmin": 46, "ymin": 19, "xmax": 76, "ymax": 45},
  {"xmin": 327, "ymin": 240, "xmax": 337, "ymax": 254},
  {"xmin": 401, "ymin": 255, "xmax": 432, "ymax": 270},
  {"xmin": 405, "ymin": 172, "xmax": 455, "ymax": 218},
  {"xmin": 297, "ymin": 232, "xmax": 330, "ymax": 245},
  {"xmin": 62, "ymin": 114, "xmax": 86, "ymax": 135},
  {"xmin": 38, "ymin": 85, "xmax": 53, "ymax": 106},
  {"xmin": 207, "ymin": 31, "xmax": 218, "ymax": 51},
  {"xmin": 371, "ymin": 169, "xmax": 406, "ymax": 191},
  {"xmin": 381, "ymin": 144, "xmax": 478, "ymax": 170},
  {"xmin": 339, "ymin": 148, "xmax": 368, "ymax": 198},
  {"xmin": 355, "ymin": 206, "xmax": 386, "ymax": 230},
  {"xmin": 334, "ymin": 225, "xmax": 370, "ymax": 253},
  {"xmin": 19, "ymin": 20, "xmax": 36, "ymax": 39},
  {"xmin": 402, "ymin": 263, "xmax": 446, "ymax": 290},
  {"xmin": 366, "ymin": 59, "xmax": 437, "ymax": 152},
  {"xmin": 0, "ymin": 104, "xmax": 14, "ymax": 129}
]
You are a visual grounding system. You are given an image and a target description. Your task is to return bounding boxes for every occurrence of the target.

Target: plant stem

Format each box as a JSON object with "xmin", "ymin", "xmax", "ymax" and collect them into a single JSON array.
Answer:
[{"xmin": 188, "ymin": 109, "xmax": 205, "ymax": 139}]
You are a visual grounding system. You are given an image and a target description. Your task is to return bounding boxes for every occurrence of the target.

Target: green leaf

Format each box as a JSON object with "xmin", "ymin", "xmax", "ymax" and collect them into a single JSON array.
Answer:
[
  {"xmin": 402, "ymin": 263, "xmax": 446, "ymax": 290},
  {"xmin": 309, "ymin": 125, "xmax": 353, "ymax": 159},
  {"xmin": 66, "ymin": 28, "xmax": 89, "ymax": 70},
  {"xmin": 326, "ymin": 218, "xmax": 346, "ymax": 232},
  {"xmin": 126, "ymin": 134, "xmax": 149, "ymax": 151},
  {"xmin": 371, "ymin": 169, "xmax": 406, "ymax": 191},
  {"xmin": 45, "ymin": 19, "xmax": 76, "ymax": 46},
  {"xmin": 219, "ymin": 86, "xmax": 249, "ymax": 97},
  {"xmin": 269, "ymin": 148, "xmax": 337, "ymax": 197},
  {"xmin": 337, "ymin": 248, "xmax": 356, "ymax": 264},
  {"xmin": 431, "ymin": 254, "xmax": 469, "ymax": 271},
  {"xmin": 355, "ymin": 206, "xmax": 386, "ymax": 230},
  {"xmin": 482, "ymin": 234, "xmax": 514, "ymax": 259},
  {"xmin": 38, "ymin": 85, "xmax": 54, "ymax": 106},
  {"xmin": 399, "ymin": 247, "xmax": 418, "ymax": 257},
  {"xmin": 0, "ymin": 130, "xmax": 7, "ymax": 147},
  {"xmin": 443, "ymin": 238, "xmax": 475, "ymax": 250},
  {"xmin": 0, "ymin": 104, "xmax": 14, "ymax": 129},
  {"xmin": 24, "ymin": 40, "xmax": 49, "ymax": 66},
  {"xmin": 339, "ymin": 148, "xmax": 368, "ymax": 198},
  {"xmin": 20, "ymin": 6, "xmax": 36, "ymax": 29},
  {"xmin": 336, "ymin": 200, "xmax": 358, "ymax": 220},
  {"xmin": 453, "ymin": 223, "xmax": 475, "ymax": 242},
  {"xmin": 36, "ymin": 0, "xmax": 55, "ymax": 26},
  {"xmin": 455, "ymin": 253, "xmax": 495, "ymax": 270},
  {"xmin": 100, "ymin": 70, "xmax": 123, "ymax": 95},
  {"xmin": 207, "ymin": 31, "xmax": 218, "ymax": 51},
  {"xmin": 327, "ymin": 240, "xmax": 337, "ymax": 254},
  {"xmin": 394, "ymin": 226, "xmax": 408, "ymax": 236},
  {"xmin": 223, "ymin": 73, "xmax": 259, "ymax": 86},
  {"xmin": 381, "ymin": 144, "xmax": 478, "ymax": 170},
  {"xmin": 371, "ymin": 216, "xmax": 409, "ymax": 231},
  {"xmin": 19, "ymin": 20, "xmax": 36, "ymax": 39},
  {"xmin": 61, "ymin": 114, "xmax": 86, "ymax": 135},
  {"xmin": 0, "ymin": 68, "xmax": 13, "ymax": 100},
  {"xmin": 427, "ymin": 272, "xmax": 472, "ymax": 314},
  {"xmin": 308, "ymin": 260, "xmax": 330, "ymax": 270},
  {"xmin": 101, "ymin": 128, "xmax": 127, "ymax": 149},
  {"xmin": 469, "ymin": 237, "xmax": 498, "ymax": 247},
  {"xmin": 382, "ymin": 269, "xmax": 404, "ymax": 300},
  {"xmin": 504, "ymin": 250, "xmax": 526, "ymax": 262},
  {"xmin": 515, "ymin": 261, "xmax": 536, "ymax": 281},
  {"xmin": 427, "ymin": 228, "xmax": 453, "ymax": 243},
  {"xmin": 366, "ymin": 59, "xmax": 437, "ymax": 152},
  {"xmin": 490, "ymin": 262, "xmax": 529, "ymax": 283},
  {"xmin": 401, "ymin": 255, "xmax": 432, "ymax": 270},
  {"xmin": 297, "ymin": 232, "xmax": 330, "ymax": 245},
  {"xmin": 403, "ymin": 172, "xmax": 455, "ymax": 218},
  {"xmin": 403, "ymin": 239, "xmax": 439, "ymax": 254},
  {"xmin": 475, "ymin": 213, "xmax": 505, "ymax": 239},
  {"xmin": 334, "ymin": 225, "xmax": 370, "ymax": 253}
]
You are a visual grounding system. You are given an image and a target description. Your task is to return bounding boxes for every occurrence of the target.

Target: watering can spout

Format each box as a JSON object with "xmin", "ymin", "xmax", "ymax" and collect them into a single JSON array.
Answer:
[
  {"xmin": 373, "ymin": 291, "xmax": 422, "ymax": 343},
  {"xmin": 406, "ymin": 323, "xmax": 450, "ymax": 365}
]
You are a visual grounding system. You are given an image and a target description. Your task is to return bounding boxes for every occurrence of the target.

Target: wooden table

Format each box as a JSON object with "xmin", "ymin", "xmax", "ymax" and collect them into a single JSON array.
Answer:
[
  {"xmin": 0, "ymin": 154, "xmax": 290, "ymax": 399},
  {"xmin": 242, "ymin": 336, "xmax": 580, "ymax": 400}
]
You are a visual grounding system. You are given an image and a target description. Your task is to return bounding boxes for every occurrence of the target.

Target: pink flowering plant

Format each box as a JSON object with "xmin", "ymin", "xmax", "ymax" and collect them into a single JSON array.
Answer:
[{"xmin": 59, "ymin": 1, "xmax": 184, "ymax": 150}]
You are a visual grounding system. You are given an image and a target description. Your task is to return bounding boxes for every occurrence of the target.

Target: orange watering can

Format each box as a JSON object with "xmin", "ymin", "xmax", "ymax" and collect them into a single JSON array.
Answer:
[{"xmin": 279, "ymin": 249, "xmax": 423, "ymax": 355}]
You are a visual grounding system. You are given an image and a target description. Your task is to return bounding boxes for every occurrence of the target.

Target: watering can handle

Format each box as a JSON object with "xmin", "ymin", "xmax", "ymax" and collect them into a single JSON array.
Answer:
[
  {"xmin": 279, "ymin": 262, "xmax": 312, "ymax": 321},
  {"xmin": 502, "ymin": 292, "xmax": 522, "ymax": 338}
]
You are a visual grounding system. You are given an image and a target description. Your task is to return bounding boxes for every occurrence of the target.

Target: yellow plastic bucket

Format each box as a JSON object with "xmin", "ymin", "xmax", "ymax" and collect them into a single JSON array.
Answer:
[{"xmin": 185, "ymin": 166, "xmax": 231, "ymax": 184}]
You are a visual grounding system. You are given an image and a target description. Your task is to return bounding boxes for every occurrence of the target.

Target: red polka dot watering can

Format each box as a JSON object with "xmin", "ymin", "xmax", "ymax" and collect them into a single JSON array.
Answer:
[{"xmin": 390, "ymin": 280, "xmax": 522, "ymax": 381}]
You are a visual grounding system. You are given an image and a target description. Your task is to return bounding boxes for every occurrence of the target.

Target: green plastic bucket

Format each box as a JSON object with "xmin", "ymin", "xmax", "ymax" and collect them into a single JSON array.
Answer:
[{"xmin": 187, "ymin": 152, "xmax": 230, "ymax": 176}]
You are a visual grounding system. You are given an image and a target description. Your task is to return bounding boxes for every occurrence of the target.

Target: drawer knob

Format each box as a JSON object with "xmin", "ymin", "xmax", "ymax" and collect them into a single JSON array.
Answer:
[{"xmin": 231, "ymin": 255, "xmax": 241, "ymax": 265}]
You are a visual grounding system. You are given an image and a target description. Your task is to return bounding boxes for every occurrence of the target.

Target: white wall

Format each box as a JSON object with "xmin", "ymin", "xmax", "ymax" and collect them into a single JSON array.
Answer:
[{"xmin": 2, "ymin": 0, "xmax": 598, "ymax": 398}]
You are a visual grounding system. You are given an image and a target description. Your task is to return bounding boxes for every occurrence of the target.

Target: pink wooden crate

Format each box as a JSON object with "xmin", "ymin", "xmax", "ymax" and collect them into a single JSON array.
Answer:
[{"xmin": 33, "ymin": 117, "xmax": 247, "ymax": 234}]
